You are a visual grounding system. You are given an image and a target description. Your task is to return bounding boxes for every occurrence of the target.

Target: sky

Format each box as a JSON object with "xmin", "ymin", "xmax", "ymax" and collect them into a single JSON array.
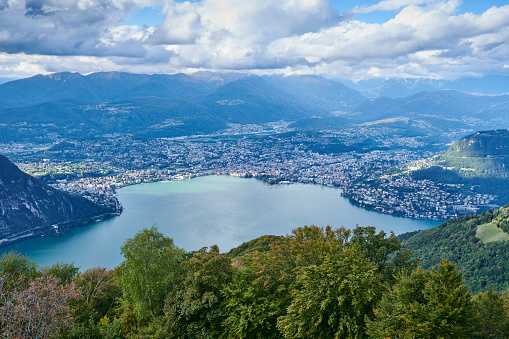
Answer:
[{"xmin": 0, "ymin": 0, "xmax": 508, "ymax": 82}]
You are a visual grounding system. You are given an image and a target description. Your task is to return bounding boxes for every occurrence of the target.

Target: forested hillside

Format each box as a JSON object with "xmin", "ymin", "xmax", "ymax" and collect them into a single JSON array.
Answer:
[
  {"xmin": 411, "ymin": 129, "xmax": 509, "ymax": 204},
  {"xmin": 401, "ymin": 204, "xmax": 509, "ymax": 293},
  {"xmin": 1, "ymin": 72, "xmax": 509, "ymax": 143},
  {"xmin": 2, "ymin": 224, "xmax": 509, "ymax": 338}
]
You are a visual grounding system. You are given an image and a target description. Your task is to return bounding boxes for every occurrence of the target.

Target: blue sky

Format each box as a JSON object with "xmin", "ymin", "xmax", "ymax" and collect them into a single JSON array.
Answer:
[
  {"xmin": 125, "ymin": 1, "xmax": 509, "ymax": 26},
  {"xmin": 0, "ymin": 0, "xmax": 508, "ymax": 82}
]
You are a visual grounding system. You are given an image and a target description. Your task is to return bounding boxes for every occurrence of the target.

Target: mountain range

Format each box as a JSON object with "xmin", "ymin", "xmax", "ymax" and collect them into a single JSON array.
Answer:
[
  {"xmin": 0, "ymin": 71, "xmax": 508, "ymax": 143},
  {"xmin": 0, "ymin": 154, "xmax": 115, "ymax": 246},
  {"xmin": 347, "ymin": 75, "xmax": 509, "ymax": 98}
]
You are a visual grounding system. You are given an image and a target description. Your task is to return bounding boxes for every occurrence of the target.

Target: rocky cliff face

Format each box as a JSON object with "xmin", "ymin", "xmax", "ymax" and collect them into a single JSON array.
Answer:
[{"xmin": 0, "ymin": 154, "xmax": 114, "ymax": 246}]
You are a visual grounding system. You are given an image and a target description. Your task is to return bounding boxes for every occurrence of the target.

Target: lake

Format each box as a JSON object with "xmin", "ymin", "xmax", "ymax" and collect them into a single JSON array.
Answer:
[{"xmin": 1, "ymin": 175, "xmax": 440, "ymax": 269}]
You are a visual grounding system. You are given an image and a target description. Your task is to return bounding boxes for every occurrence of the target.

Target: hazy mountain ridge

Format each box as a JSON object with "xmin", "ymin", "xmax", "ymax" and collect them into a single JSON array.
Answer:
[
  {"xmin": 0, "ymin": 72, "xmax": 339, "ymax": 141},
  {"xmin": 351, "ymin": 90, "xmax": 509, "ymax": 128},
  {"xmin": 203, "ymin": 76, "xmax": 328, "ymax": 124},
  {"xmin": 0, "ymin": 154, "xmax": 116, "ymax": 246},
  {"xmin": 1, "ymin": 72, "xmax": 509, "ymax": 142},
  {"xmin": 350, "ymin": 75, "xmax": 509, "ymax": 98},
  {"xmin": 0, "ymin": 72, "xmax": 215, "ymax": 109},
  {"xmin": 263, "ymin": 74, "xmax": 367, "ymax": 112}
]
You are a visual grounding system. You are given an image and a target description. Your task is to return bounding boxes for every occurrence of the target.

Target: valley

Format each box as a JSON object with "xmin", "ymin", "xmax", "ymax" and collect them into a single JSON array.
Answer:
[
  {"xmin": 1, "ymin": 2, "xmax": 509, "ymax": 337},
  {"xmin": 1, "ymin": 71, "xmax": 509, "ymax": 241}
]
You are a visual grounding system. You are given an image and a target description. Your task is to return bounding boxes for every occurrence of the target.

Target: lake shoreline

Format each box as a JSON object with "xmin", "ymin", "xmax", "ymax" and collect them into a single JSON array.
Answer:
[{"xmin": 0, "ymin": 175, "xmax": 441, "ymax": 269}]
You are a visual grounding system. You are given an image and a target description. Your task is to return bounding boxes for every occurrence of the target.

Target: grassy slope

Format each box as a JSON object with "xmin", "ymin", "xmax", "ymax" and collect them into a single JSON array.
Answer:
[
  {"xmin": 401, "ymin": 205, "xmax": 509, "ymax": 293},
  {"xmin": 476, "ymin": 222, "xmax": 509, "ymax": 243}
]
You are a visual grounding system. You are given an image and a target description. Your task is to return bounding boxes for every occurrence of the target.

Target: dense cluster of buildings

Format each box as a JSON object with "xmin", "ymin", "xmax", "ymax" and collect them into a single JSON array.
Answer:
[
  {"xmin": 344, "ymin": 173, "xmax": 498, "ymax": 220},
  {"xmin": 11, "ymin": 126, "xmax": 492, "ymax": 221}
]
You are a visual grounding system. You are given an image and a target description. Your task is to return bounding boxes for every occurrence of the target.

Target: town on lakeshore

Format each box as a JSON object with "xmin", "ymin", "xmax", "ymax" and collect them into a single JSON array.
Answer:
[{"xmin": 3, "ymin": 124, "xmax": 496, "ymax": 221}]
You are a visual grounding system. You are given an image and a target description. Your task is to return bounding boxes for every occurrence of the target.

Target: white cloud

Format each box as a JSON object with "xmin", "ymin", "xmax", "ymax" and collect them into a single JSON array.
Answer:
[
  {"xmin": 351, "ymin": 0, "xmax": 434, "ymax": 14},
  {"xmin": 148, "ymin": 2, "xmax": 200, "ymax": 44},
  {"xmin": 0, "ymin": 0, "xmax": 508, "ymax": 82}
]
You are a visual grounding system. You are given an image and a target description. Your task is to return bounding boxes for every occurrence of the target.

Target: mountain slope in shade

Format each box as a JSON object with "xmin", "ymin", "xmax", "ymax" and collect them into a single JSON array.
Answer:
[
  {"xmin": 0, "ymin": 71, "xmax": 215, "ymax": 109},
  {"xmin": 0, "ymin": 154, "xmax": 115, "ymax": 246},
  {"xmin": 350, "ymin": 90, "xmax": 509, "ymax": 131},
  {"xmin": 264, "ymin": 74, "xmax": 366, "ymax": 113},
  {"xmin": 203, "ymin": 75, "xmax": 329, "ymax": 124}
]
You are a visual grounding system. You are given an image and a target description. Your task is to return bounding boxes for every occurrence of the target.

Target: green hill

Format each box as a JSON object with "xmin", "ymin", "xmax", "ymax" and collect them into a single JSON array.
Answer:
[
  {"xmin": 411, "ymin": 129, "xmax": 509, "ymax": 205},
  {"xmin": 400, "ymin": 204, "xmax": 509, "ymax": 293},
  {"xmin": 438, "ymin": 129, "xmax": 509, "ymax": 179}
]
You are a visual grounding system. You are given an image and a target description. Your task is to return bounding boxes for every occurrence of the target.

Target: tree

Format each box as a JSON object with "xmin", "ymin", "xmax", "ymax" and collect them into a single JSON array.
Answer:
[
  {"xmin": 115, "ymin": 226, "xmax": 185, "ymax": 323},
  {"xmin": 350, "ymin": 226, "xmax": 418, "ymax": 284},
  {"xmin": 222, "ymin": 225, "xmax": 350, "ymax": 339},
  {"xmin": 0, "ymin": 251, "xmax": 38, "ymax": 291},
  {"xmin": 73, "ymin": 267, "xmax": 121, "ymax": 322},
  {"xmin": 222, "ymin": 225, "xmax": 414, "ymax": 339},
  {"xmin": 0, "ymin": 275, "xmax": 79, "ymax": 338},
  {"xmin": 165, "ymin": 245, "xmax": 234, "ymax": 338},
  {"xmin": 42, "ymin": 262, "xmax": 80, "ymax": 285},
  {"xmin": 222, "ymin": 260, "xmax": 284, "ymax": 339},
  {"xmin": 367, "ymin": 259, "xmax": 475, "ymax": 338},
  {"xmin": 277, "ymin": 247, "xmax": 385, "ymax": 339},
  {"xmin": 472, "ymin": 289, "xmax": 509, "ymax": 338}
]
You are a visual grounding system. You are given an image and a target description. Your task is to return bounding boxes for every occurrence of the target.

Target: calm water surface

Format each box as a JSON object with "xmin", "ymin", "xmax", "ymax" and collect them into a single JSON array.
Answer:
[{"xmin": 1, "ymin": 176, "xmax": 440, "ymax": 269}]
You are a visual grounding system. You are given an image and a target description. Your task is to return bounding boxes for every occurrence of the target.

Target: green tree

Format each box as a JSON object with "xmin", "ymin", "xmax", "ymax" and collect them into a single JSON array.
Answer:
[
  {"xmin": 0, "ymin": 251, "xmax": 38, "ymax": 291},
  {"xmin": 222, "ymin": 225, "xmax": 350, "ymax": 339},
  {"xmin": 42, "ymin": 262, "xmax": 80, "ymax": 285},
  {"xmin": 472, "ymin": 289, "xmax": 509, "ymax": 338},
  {"xmin": 367, "ymin": 259, "xmax": 475, "ymax": 338},
  {"xmin": 277, "ymin": 247, "xmax": 385, "ymax": 338},
  {"xmin": 73, "ymin": 267, "xmax": 121, "ymax": 322},
  {"xmin": 222, "ymin": 259, "xmax": 283, "ymax": 339},
  {"xmin": 165, "ymin": 245, "xmax": 234, "ymax": 338},
  {"xmin": 115, "ymin": 226, "xmax": 185, "ymax": 323},
  {"xmin": 350, "ymin": 226, "xmax": 418, "ymax": 284},
  {"xmin": 222, "ymin": 225, "xmax": 412, "ymax": 338}
]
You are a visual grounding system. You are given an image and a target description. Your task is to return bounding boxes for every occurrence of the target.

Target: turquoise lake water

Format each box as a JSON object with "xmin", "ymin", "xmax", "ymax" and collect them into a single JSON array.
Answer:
[{"xmin": 1, "ymin": 175, "xmax": 440, "ymax": 269}]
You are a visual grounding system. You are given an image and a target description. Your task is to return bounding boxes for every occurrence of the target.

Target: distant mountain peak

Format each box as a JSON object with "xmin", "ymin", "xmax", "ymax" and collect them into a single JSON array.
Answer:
[
  {"xmin": 87, "ymin": 71, "xmax": 122, "ymax": 79},
  {"xmin": 37, "ymin": 72, "xmax": 83, "ymax": 81}
]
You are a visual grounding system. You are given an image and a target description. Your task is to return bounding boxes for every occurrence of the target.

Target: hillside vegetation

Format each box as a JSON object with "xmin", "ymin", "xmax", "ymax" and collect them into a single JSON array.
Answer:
[
  {"xmin": 3, "ymin": 224, "xmax": 509, "ymax": 338},
  {"xmin": 438, "ymin": 129, "xmax": 509, "ymax": 179},
  {"xmin": 401, "ymin": 204, "xmax": 509, "ymax": 293},
  {"xmin": 411, "ymin": 129, "xmax": 509, "ymax": 205}
]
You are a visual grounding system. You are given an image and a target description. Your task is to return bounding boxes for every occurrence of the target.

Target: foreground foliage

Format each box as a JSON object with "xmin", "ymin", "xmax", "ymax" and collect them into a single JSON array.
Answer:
[
  {"xmin": 401, "ymin": 204, "xmax": 509, "ymax": 292},
  {"xmin": 2, "ymin": 224, "xmax": 509, "ymax": 338},
  {"xmin": 115, "ymin": 225, "xmax": 185, "ymax": 323}
]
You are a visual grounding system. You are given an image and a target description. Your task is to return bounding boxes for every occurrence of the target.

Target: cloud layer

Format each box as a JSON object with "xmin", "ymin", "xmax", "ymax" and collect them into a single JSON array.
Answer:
[{"xmin": 0, "ymin": 0, "xmax": 508, "ymax": 81}]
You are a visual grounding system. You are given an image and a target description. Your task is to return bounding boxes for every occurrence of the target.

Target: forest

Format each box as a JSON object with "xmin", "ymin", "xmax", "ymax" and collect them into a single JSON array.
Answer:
[
  {"xmin": 410, "ymin": 130, "xmax": 509, "ymax": 204},
  {"xmin": 2, "ymin": 224, "xmax": 509, "ymax": 338},
  {"xmin": 401, "ymin": 204, "xmax": 509, "ymax": 293}
]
